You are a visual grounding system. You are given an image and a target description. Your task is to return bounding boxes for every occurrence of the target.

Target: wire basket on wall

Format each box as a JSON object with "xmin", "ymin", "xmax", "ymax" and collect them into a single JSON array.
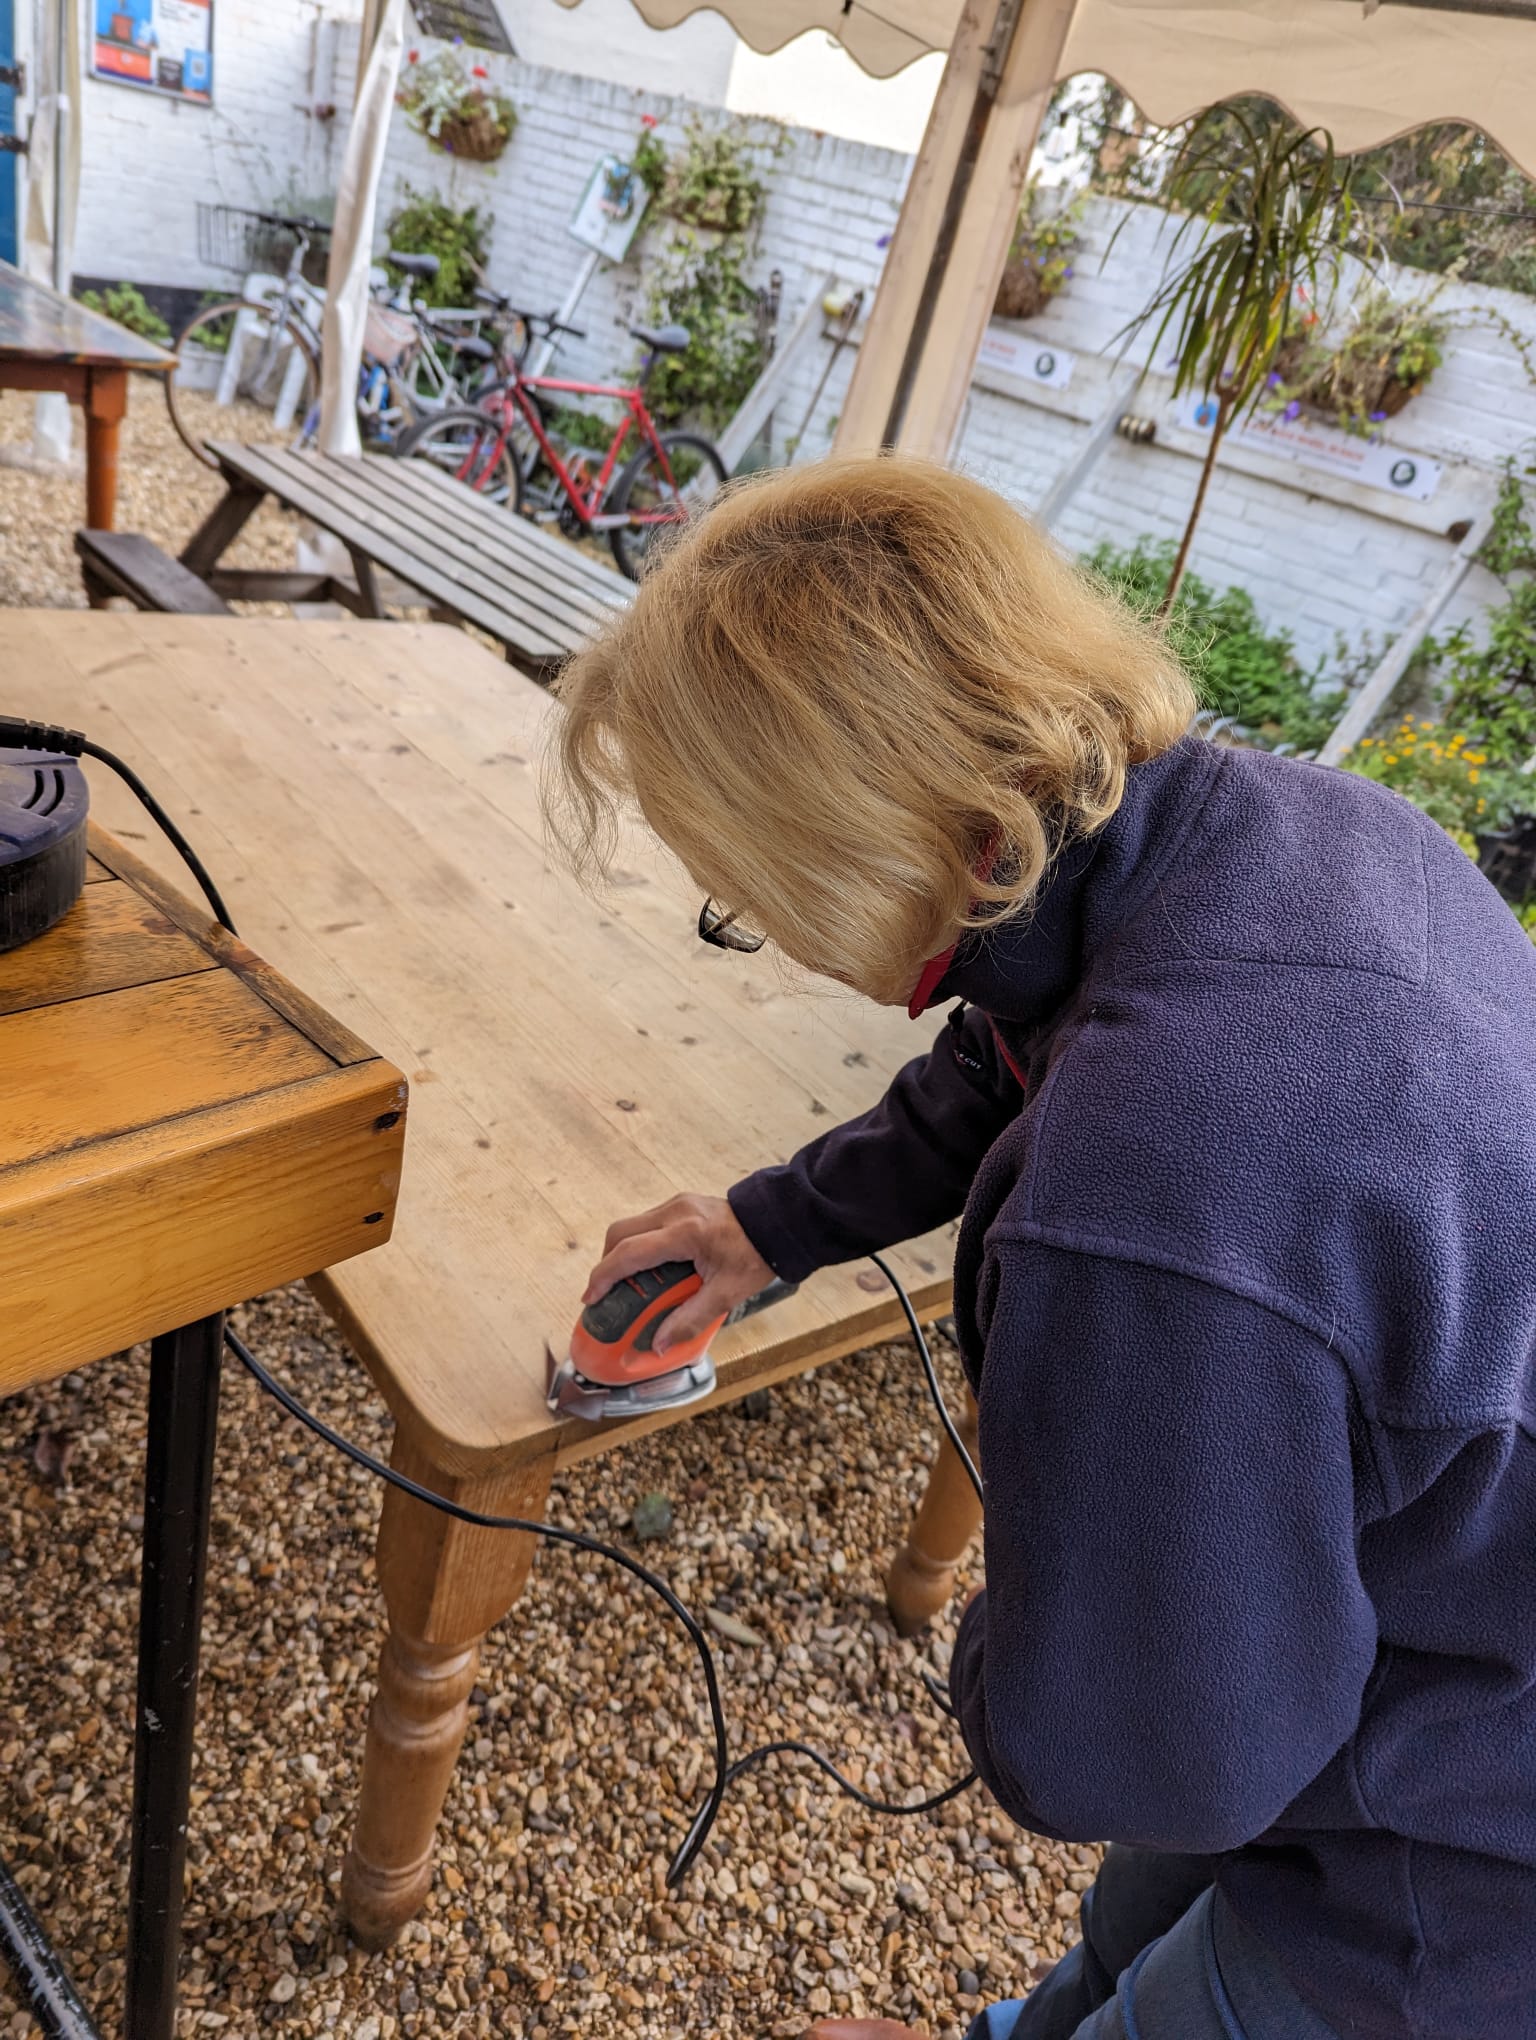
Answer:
[{"xmin": 196, "ymin": 205, "xmax": 331, "ymax": 286}]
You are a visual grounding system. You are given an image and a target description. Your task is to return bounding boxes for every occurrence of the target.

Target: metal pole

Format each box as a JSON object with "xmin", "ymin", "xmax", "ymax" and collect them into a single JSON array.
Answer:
[
  {"xmin": 124, "ymin": 1314, "xmax": 224, "ymax": 2040},
  {"xmin": 0, "ymin": 1855, "xmax": 102, "ymax": 2040},
  {"xmin": 1035, "ymin": 372, "xmax": 1140, "ymax": 529},
  {"xmin": 51, "ymin": 1, "xmax": 69, "ymax": 294},
  {"xmin": 528, "ymin": 250, "xmax": 600, "ymax": 378}
]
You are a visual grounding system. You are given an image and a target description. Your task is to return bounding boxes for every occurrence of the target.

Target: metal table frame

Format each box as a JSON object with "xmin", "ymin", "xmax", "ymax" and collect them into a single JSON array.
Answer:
[{"xmin": 0, "ymin": 1315, "xmax": 224, "ymax": 2040}]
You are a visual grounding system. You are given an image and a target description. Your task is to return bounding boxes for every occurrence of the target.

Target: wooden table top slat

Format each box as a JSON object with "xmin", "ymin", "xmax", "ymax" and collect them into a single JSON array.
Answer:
[
  {"xmin": 0, "ymin": 258, "xmax": 177, "ymax": 373},
  {"xmin": 1, "ymin": 971, "xmax": 333, "ymax": 1170},
  {"xmin": 0, "ymin": 799, "xmax": 407, "ymax": 1390},
  {"xmin": 207, "ymin": 444, "xmax": 631, "ymax": 663},
  {"xmin": 0, "ymin": 878, "xmax": 214, "ymax": 1017},
  {"xmin": 7, "ymin": 614, "xmax": 953, "ymax": 1472}
]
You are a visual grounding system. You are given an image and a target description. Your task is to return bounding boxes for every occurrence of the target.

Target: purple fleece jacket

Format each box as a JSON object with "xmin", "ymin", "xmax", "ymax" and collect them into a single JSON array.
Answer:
[{"xmin": 728, "ymin": 737, "xmax": 1536, "ymax": 2040}]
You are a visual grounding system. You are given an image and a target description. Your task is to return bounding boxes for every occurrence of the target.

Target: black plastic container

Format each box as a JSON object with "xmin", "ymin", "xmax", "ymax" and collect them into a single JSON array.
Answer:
[{"xmin": 0, "ymin": 747, "xmax": 90, "ymax": 954}]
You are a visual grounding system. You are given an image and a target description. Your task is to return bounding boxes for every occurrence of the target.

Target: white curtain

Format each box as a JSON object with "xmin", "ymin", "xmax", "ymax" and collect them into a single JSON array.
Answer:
[
  {"xmin": 317, "ymin": 0, "xmax": 407, "ymax": 457},
  {"xmin": 23, "ymin": 0, "xmax": 82, "ymax": 461}
]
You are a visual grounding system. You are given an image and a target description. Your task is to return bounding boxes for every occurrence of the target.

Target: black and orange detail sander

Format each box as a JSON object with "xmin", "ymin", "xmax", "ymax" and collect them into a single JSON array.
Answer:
[{"xmin": 545, "ymin": 1261, "xmax": 797, "ymax": 1421}]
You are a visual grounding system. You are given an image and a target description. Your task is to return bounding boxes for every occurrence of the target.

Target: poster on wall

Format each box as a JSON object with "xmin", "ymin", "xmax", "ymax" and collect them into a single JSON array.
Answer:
[
  {"xmin": 977, "ymin": 324, "xmax": 1076, "ymax": 391},
  {"xmin": 92, "ymin": 0, "xmax": 213, "ymax": 105},
  {"xmin": 568, "ymin": 156, "xmax": 650, "ymax": 264}
]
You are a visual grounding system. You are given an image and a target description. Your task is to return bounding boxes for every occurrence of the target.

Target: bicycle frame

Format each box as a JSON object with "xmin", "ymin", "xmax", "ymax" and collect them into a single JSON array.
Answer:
[{"xmin": 494, "ymin": 370, "xmax": 684, "ymax": 531}]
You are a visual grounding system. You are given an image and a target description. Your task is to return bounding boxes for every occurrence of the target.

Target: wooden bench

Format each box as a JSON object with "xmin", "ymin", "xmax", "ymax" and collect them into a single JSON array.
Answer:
[
  {"xmin": 75, "ymin": 528, "xmax": 233, "ymax": 616},
  {"xmin": 179, "ymin": 442, "xmax": 633, "ymax": 676}
]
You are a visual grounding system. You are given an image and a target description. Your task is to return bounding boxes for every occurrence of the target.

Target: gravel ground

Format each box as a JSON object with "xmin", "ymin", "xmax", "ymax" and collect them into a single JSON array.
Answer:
[
  {"xmin": 0, "ymin": 1290, "xmax": 1095, "ymax": 2040},
  {"xmin": 0, "ymin": 383, "xmax": 306, "ymax": 609},
  {"xmin": 0, "ymin": 386, "xmax": 1096, "ymax": 2039}
]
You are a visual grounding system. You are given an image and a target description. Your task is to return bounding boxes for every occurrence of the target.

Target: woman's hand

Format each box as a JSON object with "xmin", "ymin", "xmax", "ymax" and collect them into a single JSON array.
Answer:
[{"xmin": 582, "ymin": 1193, "xmax": 777, "ymax": 1353}]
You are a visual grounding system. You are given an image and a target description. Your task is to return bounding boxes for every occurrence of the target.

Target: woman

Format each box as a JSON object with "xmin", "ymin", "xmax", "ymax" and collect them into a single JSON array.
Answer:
[{"xmin": 544, "ymin": 457, "xmax": 1536, "ymax": 2040}]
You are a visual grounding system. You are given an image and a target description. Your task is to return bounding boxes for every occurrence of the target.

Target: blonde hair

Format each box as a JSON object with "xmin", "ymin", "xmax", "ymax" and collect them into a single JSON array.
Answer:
[{"xmin": 544, "ymin": 454, "xmax": 1195, "ymax": 1006}]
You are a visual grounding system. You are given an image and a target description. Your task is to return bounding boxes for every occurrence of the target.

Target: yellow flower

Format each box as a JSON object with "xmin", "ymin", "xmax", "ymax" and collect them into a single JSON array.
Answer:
[
  {"xmin": 1467, "ymin": 751, "xmax": 1487, "ymax": 765},
  {"xmin": 1469, "ymin": 769, "xmax": 1481, "ymax": 783},
  {"xmin": 1385, "ymin": 753, "xmax": 1399, "ymax": 765}
]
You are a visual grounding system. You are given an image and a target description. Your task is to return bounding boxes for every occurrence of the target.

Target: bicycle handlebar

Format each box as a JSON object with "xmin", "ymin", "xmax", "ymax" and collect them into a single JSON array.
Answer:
[{"xmin": 471, "ymin": 288, "xmax": 585, "ymax": 340}]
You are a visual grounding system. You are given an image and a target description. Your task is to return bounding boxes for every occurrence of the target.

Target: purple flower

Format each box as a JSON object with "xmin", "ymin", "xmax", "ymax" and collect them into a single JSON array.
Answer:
[
  {"xmin": 1267, "ymin": 370, "xmax": 1282, "ymax": 386},
  {"xmin": 1062, "ymin": 266, "xmax": 1074, "ymax": 278},
  {"xmin": 1283, "ymin": 400, "xmax": 1301, "ymax": 420},
  {"xmin": 1370, "ymin": 409, "xmax": 1387, "ymax": 421},
  {"xmin": 876, "ymin": 233, "xmax": 892, "ymax": 248}
]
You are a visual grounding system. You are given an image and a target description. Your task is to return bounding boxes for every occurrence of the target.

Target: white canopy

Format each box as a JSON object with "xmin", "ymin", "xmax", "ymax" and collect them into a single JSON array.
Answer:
[{"xmin": 554, "ymin": 0, "xmax": 1536, "ymax": 177}]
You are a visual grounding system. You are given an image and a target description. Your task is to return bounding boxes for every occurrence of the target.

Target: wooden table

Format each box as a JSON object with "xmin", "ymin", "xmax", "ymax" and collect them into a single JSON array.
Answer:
[
  {"xmin": 0, "ymin": 261, "xmax": 175, "ymax": 529},
  {"xmin": 0, "ymin": 814, "xmax": 405, "ymax": 2039},
  {"xmin": 8, "ymin": 611, "xmax": 974, "ymax": 1952},
  {"xmin": 180, "ymin": 442, "xmax": 633, "ymax": 676}
]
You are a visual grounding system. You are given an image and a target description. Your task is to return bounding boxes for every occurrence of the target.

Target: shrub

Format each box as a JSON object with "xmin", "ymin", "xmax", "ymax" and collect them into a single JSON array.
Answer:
[
  {"xmin": 385, "ymin": 189, "xmax": 490, "ymax": 308},
  {"xmin": 1084, "ymin": 537, "xmax": 1346, "ymax": 752},
  {"xmin": 1341, "ymin": 715, "xmax": 1526, "ymax": 844},
  {"xmin": 78, "ymin": 282, "xmax": 171, "ymax": 346}
]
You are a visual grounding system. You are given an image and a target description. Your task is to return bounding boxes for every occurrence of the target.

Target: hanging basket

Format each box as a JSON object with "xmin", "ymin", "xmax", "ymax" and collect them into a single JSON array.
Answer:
[
  {"xmin": 993, "ymin": 258, "xmax": 1053, "ymax": 322},
  {"xmin": 433, "ymin": 101, "xmax": 514, "ymax": 162}
]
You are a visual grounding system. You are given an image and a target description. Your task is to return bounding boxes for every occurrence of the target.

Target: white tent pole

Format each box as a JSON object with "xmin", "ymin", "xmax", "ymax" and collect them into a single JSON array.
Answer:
[
  {"xmin": 834, "ymin": 0, "xmax": 1077, "ymax": 460},
  {"xmin": 317, "ymin": 0, "xmax": 407, "ymax": 457}
]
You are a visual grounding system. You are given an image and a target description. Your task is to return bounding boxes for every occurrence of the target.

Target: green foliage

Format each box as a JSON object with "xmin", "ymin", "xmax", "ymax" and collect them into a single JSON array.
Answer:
[
  {"xmin": 660, "ymin": 121, "xmax": 764, "ymax": 235},
  {"xmin": 1428, "ymin": 461, "xmax": 1536, "ymax": 769},
  {"xmin": 385, "ymin": 188, "xmax": 490, "ymax": 308},
  {"xmin": 1117, "ymin": 105, "xmax": 1361, "ymax": 609},
  {"xmin": 632, "ymin": 125, "xmax": 669, "ymax": 204},
  {"xmin": 1085, "ymin": 538, "xmax": 1346, "ymax": 752},
  {"xmin": 1348, "ymin": 122, "xmax": 1536, "ymax": 296},
  {"xmin": 995, "ymin": 182, "xmax": 1083, "ymax": 318},
  {"xmin": 641, "ymin": 233, "xmax": 766, "ymax": 430},
  {"xmin": 1341, "ymin": 715, "xmax": 1526, "ymax": 841},
  {"xmin": 78, "ymin": 282, "xmax": 171, "ymax": 346},
  {"xmin": 1268, "ymin": 285, "xmax": 1447, "ymax": 435}
]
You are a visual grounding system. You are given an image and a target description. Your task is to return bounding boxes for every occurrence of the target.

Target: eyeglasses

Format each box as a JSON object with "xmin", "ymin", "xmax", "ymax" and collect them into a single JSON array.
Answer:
[{"xmin": 698, "ymin": 898, "xmax": 766, "ymax": 953}]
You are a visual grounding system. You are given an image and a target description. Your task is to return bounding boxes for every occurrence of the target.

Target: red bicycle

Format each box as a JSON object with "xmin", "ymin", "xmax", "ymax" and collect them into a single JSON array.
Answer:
[{"xmin": 396, "ymin": 301, "xmax": 728, "ymax": 580}]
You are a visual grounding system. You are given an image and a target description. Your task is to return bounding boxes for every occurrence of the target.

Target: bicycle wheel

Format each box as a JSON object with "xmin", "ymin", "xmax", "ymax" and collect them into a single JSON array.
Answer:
[
  {"xmin": 397, "ymin": 406, "xmax": 525, "ymax": 514},
  {"xmin": 608, "ymin": 431, "xmax": 727, "ymax": 580},
  {"xmin": 167, "ymin": 298, "xmax": 320, "ymax": 469}
]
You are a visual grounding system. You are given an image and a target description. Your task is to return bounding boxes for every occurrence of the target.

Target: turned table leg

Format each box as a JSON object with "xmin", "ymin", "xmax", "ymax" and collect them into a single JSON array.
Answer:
[
  {"xmin": 886, "ymin": 1387, "xmax": 982, "ymax": 1637},
  {"xmin": 84, "ymin": 368, "xmax": 129, "ymax": 536},
  {"xmin": 340, "ymin": 1432, "xmax": 554, "ymax": 1950}
]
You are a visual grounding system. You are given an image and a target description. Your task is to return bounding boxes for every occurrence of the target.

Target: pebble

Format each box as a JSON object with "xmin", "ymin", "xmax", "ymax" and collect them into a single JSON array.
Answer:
[
  {"xmin": 0, "ymin": 1279, "xmax": 1096, "ymax": 2038},
  {"xmin": 958, "ymin": 1969, "xmax": 981, "ymax": 1996}
]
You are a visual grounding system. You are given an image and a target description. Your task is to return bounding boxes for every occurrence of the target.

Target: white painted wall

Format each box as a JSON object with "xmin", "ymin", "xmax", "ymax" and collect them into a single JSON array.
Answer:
[
  {"xmin": 72, "ymin": 0, "xmax": 360, "ymax": 289},
  {"xmin": 506, "ymin": 0, "xmax": 736, "ymax": 103}
]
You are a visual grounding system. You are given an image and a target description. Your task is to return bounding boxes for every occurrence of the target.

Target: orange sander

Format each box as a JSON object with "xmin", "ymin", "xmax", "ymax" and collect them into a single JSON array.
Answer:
[{"xmin": 545, "ymin": 1260, "xmax": 797, "ymax": 1421}]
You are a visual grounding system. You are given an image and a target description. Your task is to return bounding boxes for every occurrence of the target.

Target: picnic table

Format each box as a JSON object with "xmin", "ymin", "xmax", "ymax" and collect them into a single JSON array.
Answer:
[
  {"xmin": 180, "ymin": 441, "xmax": 633, "ymax": 675},
  {"xmin": 0, "ymin": 816, "xmax": 404, "ymax": 2040},
  {"xmin": 0, "ymin": 259, "xmax": 175, "ymax": 529},
  {"xmin": 6, "ymin": 609, "xmax": 976, "ymax": 1955}
]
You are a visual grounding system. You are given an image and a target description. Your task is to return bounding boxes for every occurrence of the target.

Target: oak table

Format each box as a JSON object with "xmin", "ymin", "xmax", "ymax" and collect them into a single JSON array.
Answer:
[
  {"xmin": 0, "ymin": 816, "xmax": 406, "ymax": 2039},
  {"xmin": 8, "ymin": 611, "xmax": 979, "ymax": 1954},
  {"xmin": 0, "ymin": 261, "xmax": 175, "ymax": 530}
]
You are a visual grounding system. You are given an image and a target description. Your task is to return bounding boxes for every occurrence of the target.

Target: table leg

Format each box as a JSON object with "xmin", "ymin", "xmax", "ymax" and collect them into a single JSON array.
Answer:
[
  {"xmin": 124, "ymin": 1313, "xmax": 223, "ymax": 2040},
  {"xmin": 83, "ymin": 369, "xmax": 129, "ymax": 537},
  {"xmin": 340, "ymin": 1433, "xmax": 554, "ymax": 1950},
  {"xmin": 886, "ymin": 1387, "xmax": 982, "ymax": 1637},
  {"xmin": 179, "ymin": 479, "xmax": 265, "ymax": 579}
]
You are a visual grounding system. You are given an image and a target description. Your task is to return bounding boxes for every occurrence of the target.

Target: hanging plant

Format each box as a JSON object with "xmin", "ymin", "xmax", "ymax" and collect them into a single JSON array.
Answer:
[
  {"xmin": 632, "ymin": 116, "xmax": 670, "ymax": 205},
  {"xmin": 640, "ymin": 230, "xmax": 768, "ymax": 430},
  {"xmin": 993, "ymin": 184, "xmax": 1083, "ymax": 321},
  {"xmin": 397, "ymin": 46, "xmax": 517, "ymax": 164},
  {"xmin": 1267, "ymin": 284, "xmax": 1447, "ymax": 434},
  {"xmin": 660, "ymin": 121, "xmax": 764, "ymax": 235}
]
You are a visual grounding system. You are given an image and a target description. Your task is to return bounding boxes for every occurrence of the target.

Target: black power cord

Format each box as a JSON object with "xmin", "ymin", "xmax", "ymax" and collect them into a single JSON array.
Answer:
[{"xmin": 9, "ymin": 712, "xmax": 987, "ymax": 1881}]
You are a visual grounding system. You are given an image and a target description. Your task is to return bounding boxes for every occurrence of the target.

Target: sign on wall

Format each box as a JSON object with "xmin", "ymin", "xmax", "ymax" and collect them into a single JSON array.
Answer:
[
  {"xmin": 569, "ymin": 156, "xmax": 650, "ymax": 265},
  {"xmin": 1180, "ymin": 394, "xmax": 1443, "ymax": 503},
  {"xmin": 977, "ymin": 324, "xmax": 1075, "ymax": 391},
  {"xmin": 92, "ymin": 0, "xmax": 212, "ymax": 105}
]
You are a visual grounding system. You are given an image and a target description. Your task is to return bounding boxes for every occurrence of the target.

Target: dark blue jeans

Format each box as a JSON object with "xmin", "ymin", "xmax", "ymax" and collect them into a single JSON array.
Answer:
[{"xmin": 966, "ymin": 1848, "xmax": 1338, "ymax": 2040}]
